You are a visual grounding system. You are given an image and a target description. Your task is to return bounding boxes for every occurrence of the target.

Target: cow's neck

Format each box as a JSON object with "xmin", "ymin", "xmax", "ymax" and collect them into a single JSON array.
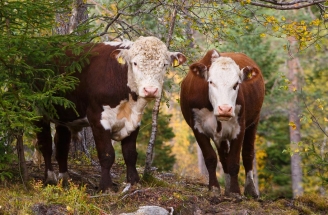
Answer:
[{"xmin": 100, "ymin": 94, "xmax": 148, "ymax": 141}]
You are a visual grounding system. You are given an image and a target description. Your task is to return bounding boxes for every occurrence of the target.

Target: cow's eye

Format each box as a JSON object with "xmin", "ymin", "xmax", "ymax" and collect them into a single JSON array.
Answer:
[
  {"xmin": 208, "ymin": 81, "xmax": 213, "ymax": 84},
  {"xmin": 164, "ymin": 63, "xmax": 168, "ymax": 67},
  {"xmin": 233, "ymin": 82, "xmax": 239, "ymax": 90},
  {"xmin": 134, "ymin": 62, "xmax": 137, "ymax": 66}
]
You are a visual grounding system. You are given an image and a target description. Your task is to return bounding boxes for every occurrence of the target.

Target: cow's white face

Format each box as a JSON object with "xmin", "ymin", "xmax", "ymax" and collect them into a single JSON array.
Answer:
[
  {"xmin": 207, "ymin": 56, "xmax": 243, "ymax": 121},
  {"xmin": 190, "ymin": 50, "xmax": 256, "ymax": 121},
  {"xmin": 111, "ymin": 36, "xmax": 186, "ymax": 98}
]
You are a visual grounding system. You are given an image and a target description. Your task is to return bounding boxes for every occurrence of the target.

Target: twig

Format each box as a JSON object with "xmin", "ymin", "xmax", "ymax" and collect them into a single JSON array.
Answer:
[
  {"xmin": 249, "ymin": 0, "xmax": 326, "ymax": 10},
  {"xmin": 119, "ymin": 188, "xmax": 151, "ymax": 201},
  {"xmin": 300, "ymin": 88, "xmax": 328, "ymax": 137}
]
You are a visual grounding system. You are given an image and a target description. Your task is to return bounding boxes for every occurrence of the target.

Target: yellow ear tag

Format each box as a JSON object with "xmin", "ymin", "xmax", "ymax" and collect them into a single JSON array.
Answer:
[
  {"xmin": 117, "ymin": 56, "xmax": 125, "ymax": 64},
  {"xmin": 172, "ymin": 58, "xmax": 179, "ymax": 67},
  {"xmin": 247, "ymin": 71, "xmax": 252, "ymax": 79}
]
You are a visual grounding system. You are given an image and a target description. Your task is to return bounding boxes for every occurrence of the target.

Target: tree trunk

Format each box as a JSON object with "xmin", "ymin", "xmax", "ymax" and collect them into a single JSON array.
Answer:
[
  {"xmin": 144, "ymin": 6, "xmax": 177, "ymax": 175},
  {"xmin": 55, "ymin": 0, "xmax": 90, "ymax": 159},
  {"xmin": 55, "ymin": 0, "xmax": 88, "ymax": 35},
  {"xmin": 319, "ymin": 127, "xmax": 327, "ymax": 195},
  {"xmin": 287, "ymin": 37, "xmax": 303, "ymax": 198},
  {"xmin": 16, "ymin": 133, "xmax": 28, "ymax": 185}
]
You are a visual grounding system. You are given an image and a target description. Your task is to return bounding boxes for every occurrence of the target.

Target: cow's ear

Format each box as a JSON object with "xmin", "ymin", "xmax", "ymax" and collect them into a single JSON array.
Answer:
[
  {"xmin": 241, "ymin": 66, "xmax": 257, "ymax": 81},
  {"xmin": 170, "ymin": 52, "xmax": 187, "ymax": 67},
  {"xmin": 190, "ymin": 63, "xmax": 208, "ymax": 79},
  {"xmin": 110, "ymin": 49, "xmax": 127, "ymax": 65}
]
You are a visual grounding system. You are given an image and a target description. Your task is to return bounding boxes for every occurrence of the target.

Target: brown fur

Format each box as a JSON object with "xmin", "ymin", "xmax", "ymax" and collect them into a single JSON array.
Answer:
[{"xmin": 36, "ymin": 43, "xmax": 141, "ymax": 191}]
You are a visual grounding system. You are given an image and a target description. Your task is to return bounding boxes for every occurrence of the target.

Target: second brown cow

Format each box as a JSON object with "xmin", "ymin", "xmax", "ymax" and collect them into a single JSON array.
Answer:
[{"xmin": 180, "ymin": 50, "xmax": 265, "ymax": 198}]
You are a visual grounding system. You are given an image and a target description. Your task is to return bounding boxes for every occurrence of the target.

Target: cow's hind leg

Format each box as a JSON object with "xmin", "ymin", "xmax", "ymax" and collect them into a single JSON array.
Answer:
[
  {"xmin": 121, "ymin": 127, "xmax": 140, "ymax": 185},
  {"xmin": 55, "ymin": 125, "xmax": 71, "ymax": 187},
  {"xmin": 35, "ymin": 120, "xmax": 57, "ymax": 185},
  {"xmin": 194, "ymin": 129, "xmax": 221, "ymax": 194},
  {"xmin": 242, "ymin": 122, "xmax": 259, "ymax": 198}
]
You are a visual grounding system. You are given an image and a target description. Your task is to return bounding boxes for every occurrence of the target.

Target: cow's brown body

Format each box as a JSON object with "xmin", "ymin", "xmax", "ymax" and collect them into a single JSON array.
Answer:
[
  {"xmin": 36, "ymin": 37, "xmax": 186, "ymax": 191},
  {"xmin": 180, "ymin": 50, "xmax": 264, "ymax": 197}
]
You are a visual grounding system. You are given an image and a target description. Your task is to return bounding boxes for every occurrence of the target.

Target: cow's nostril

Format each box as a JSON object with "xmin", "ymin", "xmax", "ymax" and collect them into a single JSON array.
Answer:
[{"xmin": 144, "ymin": 87, "xmax": 158, "ymax": 97}]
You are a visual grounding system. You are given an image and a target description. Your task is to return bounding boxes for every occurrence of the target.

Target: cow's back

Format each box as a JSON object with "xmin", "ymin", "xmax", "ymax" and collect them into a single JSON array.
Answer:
[{"xmin": 56, "ymin": 43, "xmax": 131, "ymax": 122}]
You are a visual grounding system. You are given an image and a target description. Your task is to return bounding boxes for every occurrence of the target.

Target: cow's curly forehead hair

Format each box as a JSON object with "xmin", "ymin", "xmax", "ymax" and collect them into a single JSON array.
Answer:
[{"xmin": 129, "ymin": 36, "xmax": 168, "ymax": 61}]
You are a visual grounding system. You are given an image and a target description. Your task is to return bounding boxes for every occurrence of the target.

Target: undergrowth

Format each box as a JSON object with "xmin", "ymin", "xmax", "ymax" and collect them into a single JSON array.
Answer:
[{"xmin": 0, "ymin": 165, "xmax": 328, "ymax": 215}]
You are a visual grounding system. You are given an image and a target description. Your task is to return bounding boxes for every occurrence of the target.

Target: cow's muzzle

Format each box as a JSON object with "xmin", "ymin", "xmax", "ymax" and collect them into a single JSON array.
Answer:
[
  {"xmin": 143, "ymin": 87, "xmax": 158, "ymax": 98},
  {"xmin": 217, "ymin": 104, "xmax": 233, "ymax": 121}
]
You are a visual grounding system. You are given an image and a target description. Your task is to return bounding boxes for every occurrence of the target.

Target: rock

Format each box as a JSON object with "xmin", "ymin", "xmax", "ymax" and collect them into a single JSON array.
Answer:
[{"xmin": 120, "ymin": 205, "xmax": 170, "ymax": 215}]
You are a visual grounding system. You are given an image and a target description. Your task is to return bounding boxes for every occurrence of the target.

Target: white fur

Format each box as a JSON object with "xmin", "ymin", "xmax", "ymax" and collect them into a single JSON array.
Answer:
[
  {"xmin": 208, "ymin": 57, "xmax": 243, "ymax": 116},
  {"xmin": 100, "ymin": 95, "xmax": 148, "ymax": 141},
  {"xmin": 58, "ymin": 172, "xmax": 69, "ymax": 181},
  {"xmin": 114, "ymin": 36, "xmax": 179, "ymax": 98},
  {"xmin": 193, "ymin": 105, "xmax": 241, "ymax": 149},
  {"xmin": 104, "ymin": 39, "xmax": 134, "ymax": 48},
  {"xmin": 224, "ymin": 173, "xmax": 231, "ymax": 194},
  {"xmin": 245, "ymin": 170, "xmax": 256, "ymax": 190},
  {"xmin": 46, "ymin": 170, "xmax": 57, "ymax": 183}
]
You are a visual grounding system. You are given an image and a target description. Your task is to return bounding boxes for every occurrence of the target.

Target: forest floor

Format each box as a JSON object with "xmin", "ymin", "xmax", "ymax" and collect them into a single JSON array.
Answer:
[{"xmin": 1, "ymin": 160, "xmax": 327, "ymax": 215}]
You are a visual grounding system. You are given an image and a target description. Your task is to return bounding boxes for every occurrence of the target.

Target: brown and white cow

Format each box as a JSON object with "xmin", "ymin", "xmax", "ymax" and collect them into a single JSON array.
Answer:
[
  {"xmin": 36, "ymin": 36, "xmax": 186, "ymax": 191},
  {"xmin": 180, "ymin": 50, "xmax": 264, "ymax": 198}
]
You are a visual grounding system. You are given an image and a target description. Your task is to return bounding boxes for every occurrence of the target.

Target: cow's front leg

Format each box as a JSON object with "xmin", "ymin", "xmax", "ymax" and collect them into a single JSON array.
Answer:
[
  {"xmin": 121, "ymin": 127, "xmax": 140, "ymax": 185},
  {"xmin": 193, "ymin": 129, "xmax": 221, "ymax": 194},
  {"xmin": 219, "ymin": 135, "xmax": 243, "ymax": 196},
  {"xmin": 35, "ymin": 120, "xmax": 57, "ymax": 185},
  {"xmin": 89, "ymin": 119, "xmax": 115, "ymax": 192},
  {"xmin": 55, "ymin": 125, "xmax": 71, "ymax": 187}
]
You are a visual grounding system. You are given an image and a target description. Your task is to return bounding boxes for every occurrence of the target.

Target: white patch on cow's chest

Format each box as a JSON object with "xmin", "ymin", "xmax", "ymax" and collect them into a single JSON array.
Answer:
[
  {"xmin": 193, "ymin": 105, "xmax": 241, "ymax": 149},
  {"xmin": 100, "ymin": 95, "xmax": 148, "ymax": 141}
]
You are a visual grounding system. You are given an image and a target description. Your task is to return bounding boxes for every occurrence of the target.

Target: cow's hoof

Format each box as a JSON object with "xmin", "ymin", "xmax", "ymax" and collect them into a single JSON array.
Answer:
[
  {"xmin": 208, "ymin": 186, "xmax": 221, "ymax": 197},
  {"xmin": 58, "ymin": 172, "xmax": 70, "ymax": 188},
  {"xmin": 244, "ymin": 182, "xmax": 259, "ymax": 198},
  {"xmin": 98, "ymin": 181, "xmax": 119, "ymax": 193},
  {"xmin": 45, "ymin": 170, "xmax": 57, "ymax": 185}
]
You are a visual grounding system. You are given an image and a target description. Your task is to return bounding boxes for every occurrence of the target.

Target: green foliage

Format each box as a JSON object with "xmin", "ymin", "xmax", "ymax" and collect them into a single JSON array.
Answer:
[
  {"xmin": 0, "ymin": 0, "xmax": 94, "ymax": 178},
  {"xmin": 136, "ymin": 102, "xmax": 176, "ymax": 172},
  {"xmin": 0, "ymin": 134, "xmax": 14, "ymax": 181}
]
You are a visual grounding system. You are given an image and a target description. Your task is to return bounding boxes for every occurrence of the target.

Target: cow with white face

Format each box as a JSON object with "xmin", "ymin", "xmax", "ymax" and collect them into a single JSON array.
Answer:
[
  {"xmin": 180, "ymin": 50, "xmax": 265, "ymax": 198},
  {"xmin": 35, "ymin": 36, "xmax": 186, "ymax": 192},
  {"xmin": 111, "ymin": 36, "xmax": 182, "ymax": 98}
]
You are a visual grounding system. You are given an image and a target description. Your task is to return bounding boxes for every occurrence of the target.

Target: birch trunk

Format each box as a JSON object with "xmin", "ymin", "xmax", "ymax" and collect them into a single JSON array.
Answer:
[
  {"xmin": 16, "ymin": 133, "xmax": 28, "ymax": 185},
  {"xmin": 144, "ymin": 6, "xmax": 177, "ymax": 175},
  {"xmin": 287, "ymin": 37, "xmax": 303, "ymax": 198}
]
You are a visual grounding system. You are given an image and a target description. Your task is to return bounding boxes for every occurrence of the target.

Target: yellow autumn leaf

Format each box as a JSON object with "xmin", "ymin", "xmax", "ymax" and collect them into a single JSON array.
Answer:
[
  {"xmin": 324, "ymin": 117, "xmax": 328, "ymax": 122},
  {"xmin": 67, "ymin": 206, "xmax": 73, "ymax": 212},
  {"xmin": 289, "ymin": 121, "xmax": 297, "ymax": 130},
  {"xmin": 260, "ymin": 33, "xmax": 266, "ymax": 38}
]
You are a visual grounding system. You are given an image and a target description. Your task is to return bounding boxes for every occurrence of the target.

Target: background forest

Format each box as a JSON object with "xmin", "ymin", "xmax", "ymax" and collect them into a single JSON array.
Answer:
[{"xmin": 1, "ymin": 0, "xmax": 328, "ymax": 214}]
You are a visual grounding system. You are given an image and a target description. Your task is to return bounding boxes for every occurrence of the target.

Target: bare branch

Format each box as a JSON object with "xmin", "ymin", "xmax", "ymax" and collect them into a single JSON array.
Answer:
[
  {"xmin": 249, "ymin": 0, "xmax": 327, "ymax": 10},
  {"xmin": 300, "ymin": 89, "xmax": 328, "ymax": 138}
]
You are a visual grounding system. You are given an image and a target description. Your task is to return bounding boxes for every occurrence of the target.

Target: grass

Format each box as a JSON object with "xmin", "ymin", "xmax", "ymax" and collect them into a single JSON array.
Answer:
[{"xmin": 1, "ymin": 162, "xmax": 328, "ymax": 215}]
